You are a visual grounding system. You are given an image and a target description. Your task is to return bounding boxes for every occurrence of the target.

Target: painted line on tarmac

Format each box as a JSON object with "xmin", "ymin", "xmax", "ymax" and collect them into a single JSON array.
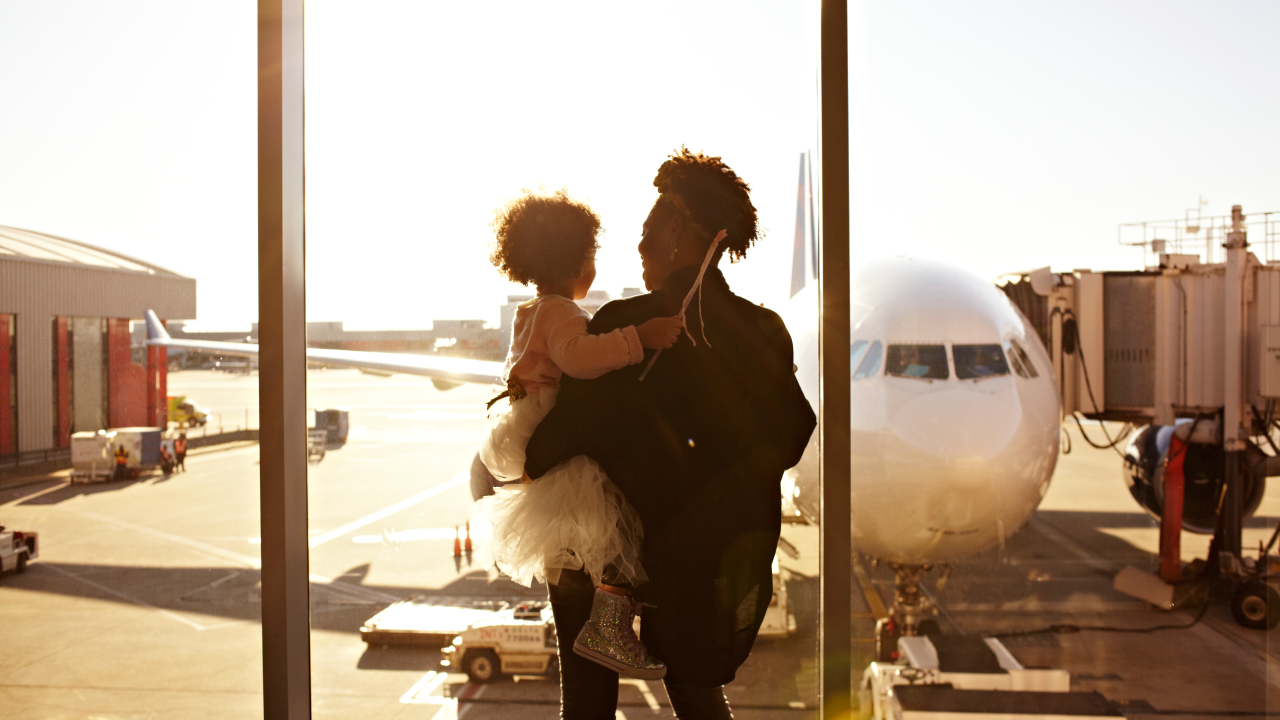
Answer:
[
  {"xmin": 41, "ymin": 562, "xmax": 240, "ymax": 632},
  {"xmin": 2, "ymin": 479, "xmax": 70, "ymax": 507},
  {"xmin": 307, "ymin": 471, "xmax": 469, "ymax": 550},
  {"xmin": 59, "ymin": 505, "xmax": 400, "ymax": 604}
]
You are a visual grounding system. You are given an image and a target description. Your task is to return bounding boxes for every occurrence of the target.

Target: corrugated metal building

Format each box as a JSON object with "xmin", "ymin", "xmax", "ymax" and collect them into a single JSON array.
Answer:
[{"xmin": 0, "ymin": 225, "xmax": 196, "ymax": 456}]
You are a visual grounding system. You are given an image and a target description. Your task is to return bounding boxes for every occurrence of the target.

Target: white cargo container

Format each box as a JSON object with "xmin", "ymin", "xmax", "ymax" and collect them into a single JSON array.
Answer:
[{"xmin": 71, "ymin": 430, "xmax": 115, "ymax": 482}]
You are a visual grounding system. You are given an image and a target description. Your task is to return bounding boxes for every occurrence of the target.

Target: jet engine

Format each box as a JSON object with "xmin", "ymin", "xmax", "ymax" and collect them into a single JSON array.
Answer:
[{"xmin": 1122, "ymin": 423, "xmax": 1267, "ymax": 534}]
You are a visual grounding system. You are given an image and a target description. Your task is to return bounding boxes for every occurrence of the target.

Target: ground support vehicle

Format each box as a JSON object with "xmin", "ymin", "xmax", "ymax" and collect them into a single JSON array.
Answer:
[
  {"xmin": 758, "ymin": 553, "xmax": 796, "ymax": 638},
  {"xmin": 312, "ymin": 407, "xmax": 350, "ymax": 446},
  {"xmin": 71, "ymin": 428, "xmax": 163, "ymax": 482},
  {"xmin": 440, "ymin": 602, "xmax": 557, "ymax": 684},
  {"xmin": 0, "ymin": 525, "xmax": 38, "ymax": 575},
  {"xmin": 70, "ymin": 430, "xmax": 116, "ymax": 483},
  {"xmin": 307, "ymin": 429, "xmax": 327, "ymax": 463},
  {"xmin": 859, "ymin": 635, "xmax": 1122, "ymax": 720},
  {"xmin": 167, "ymin": 395, "xmax": 209, "ymax": 427}
]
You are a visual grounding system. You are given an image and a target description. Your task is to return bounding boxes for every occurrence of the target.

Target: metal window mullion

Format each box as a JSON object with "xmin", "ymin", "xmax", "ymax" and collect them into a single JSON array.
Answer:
[
  {"xmin": 819, "ymin": 1, "xmax": 852, "ymax": 718},
  {"xmin": 259, "ymin": 1, "xmax": 311, "ymax": 718}
]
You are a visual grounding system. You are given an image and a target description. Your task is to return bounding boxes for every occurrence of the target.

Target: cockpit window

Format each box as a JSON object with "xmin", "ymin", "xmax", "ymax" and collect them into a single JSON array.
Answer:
[
  {"xmin": 952, "ymin": 344, "xmax": 1010, "ymax": 380},
  {"xmin": 1005, "ymin": 338, "xmax": 1039, "ymax": 379},
  {"xmin": 850, "ymin": 340, "xmax": 868, "ymax": 370},
  {"xmin": 853, "ymin": 341, "xmax": 882, "ymax": 380},
  {"xmin": 885, "ymin": 344, "xmax": 948, "ymax": 380}
]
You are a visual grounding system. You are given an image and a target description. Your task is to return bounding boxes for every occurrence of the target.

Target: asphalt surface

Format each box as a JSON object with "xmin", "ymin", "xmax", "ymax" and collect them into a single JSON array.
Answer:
[{"xmin": 1, "ymin": 368, "xmax": 1277, "ymax": 719}]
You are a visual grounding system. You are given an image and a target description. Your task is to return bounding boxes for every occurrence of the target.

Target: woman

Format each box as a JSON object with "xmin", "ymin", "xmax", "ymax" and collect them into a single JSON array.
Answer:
[{"xmin": 525, "ymin": 148, "xmax": 817, "ymax": 719}]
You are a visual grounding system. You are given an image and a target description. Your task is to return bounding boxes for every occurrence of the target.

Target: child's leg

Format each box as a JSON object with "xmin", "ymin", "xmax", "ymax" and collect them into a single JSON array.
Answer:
[{"xmin": 572, "ymin": 563, "xmax": 663, "ymax": 679}]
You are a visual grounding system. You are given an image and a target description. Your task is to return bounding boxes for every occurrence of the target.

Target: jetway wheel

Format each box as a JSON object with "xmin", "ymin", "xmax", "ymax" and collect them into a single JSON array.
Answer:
[{"xmin": 1230, "ymin": 581, "xmax": 1280, "ymax": 630}]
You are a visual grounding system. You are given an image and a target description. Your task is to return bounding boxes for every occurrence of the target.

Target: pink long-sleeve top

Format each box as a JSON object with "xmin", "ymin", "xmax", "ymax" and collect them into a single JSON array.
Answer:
[{"xmin": 504, "ymin": 294, "xmax": 644, "ymax": 392}]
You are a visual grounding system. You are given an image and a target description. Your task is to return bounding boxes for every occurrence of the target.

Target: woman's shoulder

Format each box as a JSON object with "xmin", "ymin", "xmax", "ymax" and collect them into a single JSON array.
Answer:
[{"xmin": 587, "ymin": 294, "xmax": 664, "ymax": 333}]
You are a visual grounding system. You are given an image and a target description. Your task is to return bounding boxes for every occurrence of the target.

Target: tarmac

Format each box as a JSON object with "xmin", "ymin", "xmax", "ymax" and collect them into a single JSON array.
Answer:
[{"xmin": 0, "ymin": 368, "xmax": 1276, "ymax": 719}]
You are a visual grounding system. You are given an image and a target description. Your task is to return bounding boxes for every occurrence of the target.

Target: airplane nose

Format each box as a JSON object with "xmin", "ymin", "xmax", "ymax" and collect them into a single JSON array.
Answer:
[{"xmin": 886, "ymin": 383, "xmax": 1022, "ymax": 472}]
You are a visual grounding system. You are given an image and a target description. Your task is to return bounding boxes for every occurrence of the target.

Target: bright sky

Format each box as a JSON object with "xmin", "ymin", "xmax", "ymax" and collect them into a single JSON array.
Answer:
[{"xmin": 1, "ymin": 1, "xmax": 1275, "ymax": 331}]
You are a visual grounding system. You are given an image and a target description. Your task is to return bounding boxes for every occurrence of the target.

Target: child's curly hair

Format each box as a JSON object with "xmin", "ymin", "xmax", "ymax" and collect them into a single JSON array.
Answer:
[
  {"xmin": 489, "ymin": 189, "xmax": 601, "ymax": 287},
  {"xmin": 653, "ymin": 148, "xmax": 761, "ymax": 263}
]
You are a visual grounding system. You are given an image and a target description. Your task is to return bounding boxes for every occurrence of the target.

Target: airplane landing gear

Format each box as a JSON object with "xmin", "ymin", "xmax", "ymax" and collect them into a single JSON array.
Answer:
[{"xmin": 874, "ymin": 563, "xmax": 945, "ymax": 661}]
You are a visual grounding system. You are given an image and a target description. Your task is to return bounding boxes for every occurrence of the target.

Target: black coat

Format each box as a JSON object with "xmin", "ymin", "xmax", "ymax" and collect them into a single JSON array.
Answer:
[{"xmin": 525, "ymin": 264, "xmax": 816, "ymax": 687}]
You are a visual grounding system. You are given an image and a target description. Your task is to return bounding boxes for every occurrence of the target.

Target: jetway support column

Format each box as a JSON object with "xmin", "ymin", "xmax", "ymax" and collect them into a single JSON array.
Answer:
[{"xmin": 1221, "ymin": 205, "xmax": 1249, "ymax": 561}]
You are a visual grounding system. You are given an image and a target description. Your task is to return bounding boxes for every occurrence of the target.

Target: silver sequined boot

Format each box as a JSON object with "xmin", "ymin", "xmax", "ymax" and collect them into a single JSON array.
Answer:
[{"xmin": 573, "ymin": 588, "xmax": 667, "ymax": 679}]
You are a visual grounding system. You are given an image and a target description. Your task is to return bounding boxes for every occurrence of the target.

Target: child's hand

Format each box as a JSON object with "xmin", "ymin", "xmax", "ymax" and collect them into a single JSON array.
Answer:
[{"xmin": 637, "ymin": 316, "xmax": 683, "ymax": 350}]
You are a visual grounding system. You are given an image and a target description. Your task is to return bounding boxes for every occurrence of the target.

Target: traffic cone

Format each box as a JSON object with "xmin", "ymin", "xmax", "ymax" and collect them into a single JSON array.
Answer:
[
  {"xmin": 452, "ymin": 525, "xmax": 462, "ymax": 557},
  {"xmin": 464, "ymin": 520, "xmax": 473, "ymax": 552}
]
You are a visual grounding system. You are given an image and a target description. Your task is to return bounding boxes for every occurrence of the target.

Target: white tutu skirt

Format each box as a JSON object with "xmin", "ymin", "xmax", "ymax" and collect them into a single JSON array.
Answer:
[
  {"xmin": 475, "ymin": 387, "xmax": 645, "ymax": 588},
  {"xmin": 479, "ymin": 384, "xmax": 558, "ymax": 484},
  {"xmin": 475, "ymin": 455, "xmax": 646, "ymax": 588}
]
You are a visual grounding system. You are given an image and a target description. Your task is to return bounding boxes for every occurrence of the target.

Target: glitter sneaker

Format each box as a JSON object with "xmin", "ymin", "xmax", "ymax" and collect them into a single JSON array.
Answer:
[{"xmin": 572, "ymin": 588, "xmax": 667, "ymax": 680}]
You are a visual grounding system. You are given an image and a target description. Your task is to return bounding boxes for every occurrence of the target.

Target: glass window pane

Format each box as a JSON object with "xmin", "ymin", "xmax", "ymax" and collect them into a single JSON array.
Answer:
[
  {"xmin": 304, "ymin": 3, "xmax": 823, "ymax": 718},
  {"xmin": 952, "ymin": 343, "xmax": 1010, "ymax": 380},
  {"xmin": 0, "ymin": 5, "xmax": 262, "ymax": 717},
  {"xmin": 885, "ymin": 344, "xmax": 948, "ymax": 380}
]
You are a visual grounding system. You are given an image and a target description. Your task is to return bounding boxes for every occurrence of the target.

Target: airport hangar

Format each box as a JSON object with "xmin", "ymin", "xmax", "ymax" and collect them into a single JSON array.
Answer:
[{"xmin": 0, "ymin": 225, "xmax": 195, "ymax": 459}]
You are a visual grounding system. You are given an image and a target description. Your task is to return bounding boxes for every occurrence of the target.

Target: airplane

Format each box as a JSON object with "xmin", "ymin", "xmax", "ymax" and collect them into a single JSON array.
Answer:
[{"xmin": 143, "ymin": 311, "xmax": 502, "ymax": 388}]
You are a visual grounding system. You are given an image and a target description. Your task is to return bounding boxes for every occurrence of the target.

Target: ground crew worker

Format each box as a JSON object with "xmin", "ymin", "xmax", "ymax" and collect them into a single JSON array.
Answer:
[
  {"xmin": 175, "ymin": 433, "xmax": 187, "ymax": 472},
  {"xmin": 113, "ymin": 444, "xmax": 129, "ymax": 482},
  {"xmin": 159, "ymin": 444, "xmax": 174, "ymax": 474}
]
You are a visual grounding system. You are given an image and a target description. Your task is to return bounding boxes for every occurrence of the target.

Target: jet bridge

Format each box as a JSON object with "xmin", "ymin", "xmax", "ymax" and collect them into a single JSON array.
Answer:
[{"xmin": 1003, "ymin": 206, "xmax": 1280, "ymax": 624}]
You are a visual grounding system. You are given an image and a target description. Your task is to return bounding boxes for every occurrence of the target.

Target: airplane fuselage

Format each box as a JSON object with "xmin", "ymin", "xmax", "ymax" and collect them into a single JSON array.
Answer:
[{"xmin": 784, "ymin": 257, "xmax": 1060, "ymax": 565}]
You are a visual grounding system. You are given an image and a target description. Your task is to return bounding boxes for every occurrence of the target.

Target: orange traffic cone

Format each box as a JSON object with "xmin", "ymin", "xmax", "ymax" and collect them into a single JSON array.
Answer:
[
  {"xmin": 452, "ymin": 525, "xmax": 462, "ymax": 557},
  {"xmin": 464, "ymin": 520, "xmax": 473, "ymax": 553}
]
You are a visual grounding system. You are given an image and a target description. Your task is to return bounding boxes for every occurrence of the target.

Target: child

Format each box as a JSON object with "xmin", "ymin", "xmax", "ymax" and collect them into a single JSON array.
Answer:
[{"xmin": 476, "ymin": 188, "xmax": 679, "ymax": 680}]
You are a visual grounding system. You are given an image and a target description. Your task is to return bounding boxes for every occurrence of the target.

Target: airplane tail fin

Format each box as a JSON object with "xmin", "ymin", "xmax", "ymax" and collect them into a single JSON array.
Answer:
[
  {"xmin": 790, "ymin": 151, "xmax": 818, "ymax": 298},
  {"xmin": 145, "ymin": 310, "xmax": 171, "ymax": 344}
]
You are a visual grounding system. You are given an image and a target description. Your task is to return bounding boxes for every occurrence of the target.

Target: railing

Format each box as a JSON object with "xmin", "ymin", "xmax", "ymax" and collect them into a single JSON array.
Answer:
[
  {"xmin": 1119, "ymin": 208, "xmax": 1279, "ymax": 267},
  {"xmin": 0, "ymin": 447, "xmax": 72, "ymax": 469}
]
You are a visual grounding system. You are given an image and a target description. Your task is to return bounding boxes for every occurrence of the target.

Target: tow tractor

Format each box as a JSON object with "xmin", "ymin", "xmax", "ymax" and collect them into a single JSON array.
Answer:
[
  {"xmin": 167, "ymin": 395, "xmax": 209, "ymax": 428},
  {"xmin": 440, "ymin": 601, "xmax": 558, "ymax": 683},
  {"xmin": 0, "ymin": 524, "xmax": 38, "ymax": 575}
]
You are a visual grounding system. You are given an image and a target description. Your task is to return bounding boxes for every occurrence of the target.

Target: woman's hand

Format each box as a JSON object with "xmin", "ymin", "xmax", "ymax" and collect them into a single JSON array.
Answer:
[{"xmin": 637, "ymin": 316, "xmax": 683, "ymax": 350}]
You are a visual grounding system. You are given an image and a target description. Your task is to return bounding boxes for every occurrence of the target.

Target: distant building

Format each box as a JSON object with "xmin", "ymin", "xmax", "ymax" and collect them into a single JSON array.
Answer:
[
  {"xmin": 0, "ymin": 225, "xmax": 195, "ymax": 457},
  {"xmin": 499, "ymin": 295, "xmax": 535, "ymax": 360}
]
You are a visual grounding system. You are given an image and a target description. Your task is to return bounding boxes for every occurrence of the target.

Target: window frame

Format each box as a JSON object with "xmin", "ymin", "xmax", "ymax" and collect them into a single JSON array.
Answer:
[{"xmin": 256, "ymin": 1, "xmax": 852, "ymax": 716}]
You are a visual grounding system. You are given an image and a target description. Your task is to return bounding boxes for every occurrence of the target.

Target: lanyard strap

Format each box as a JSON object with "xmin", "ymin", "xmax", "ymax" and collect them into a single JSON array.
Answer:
[{"xmin": 638, "ymin": 229, "xmax": 726, "ymax": 382}]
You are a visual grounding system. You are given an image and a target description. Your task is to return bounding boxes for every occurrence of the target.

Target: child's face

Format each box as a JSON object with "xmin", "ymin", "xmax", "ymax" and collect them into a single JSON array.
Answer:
[{"xmin": 571, "ymin": 250, "xmax": 597, "ymax": 300}]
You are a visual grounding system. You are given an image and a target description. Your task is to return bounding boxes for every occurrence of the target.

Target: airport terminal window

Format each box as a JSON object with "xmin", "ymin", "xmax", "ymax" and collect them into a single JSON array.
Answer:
[
  {"xmin": 952, "ymin": 344, "xmax": 1010, "ymax": 380},
  {"xmin": 885, "ymin": 344, "xmax": 948, "ymax": 380},
  {"xmin": 853, "ymin": 340, "xmax": 883, "ymax": 380},
  {"xmin": 1005, "ymin": 338, "xmax": 1039, "ymax": 379}
]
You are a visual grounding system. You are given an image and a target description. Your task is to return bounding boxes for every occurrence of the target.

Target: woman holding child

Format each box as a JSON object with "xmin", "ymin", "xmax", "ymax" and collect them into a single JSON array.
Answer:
[{"xmin": 480, "ymin": 149, "xmax": 815, "ymax": 719}]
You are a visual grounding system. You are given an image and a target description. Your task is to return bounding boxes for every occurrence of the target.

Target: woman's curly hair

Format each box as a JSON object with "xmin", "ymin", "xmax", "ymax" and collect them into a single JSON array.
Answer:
[
  {"xmin": 653, "ymin": 148, "xmax": 761, "ymax": 263},
  {"xmin": 489, "ymin": 188, "xmax": 601, "ymax": 287}
]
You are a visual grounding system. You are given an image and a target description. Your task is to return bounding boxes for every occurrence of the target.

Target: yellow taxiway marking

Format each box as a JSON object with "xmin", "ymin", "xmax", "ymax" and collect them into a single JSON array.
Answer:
[{"xmin": 850, "ymin": 555, "xmax": 889, "ymax": 620}]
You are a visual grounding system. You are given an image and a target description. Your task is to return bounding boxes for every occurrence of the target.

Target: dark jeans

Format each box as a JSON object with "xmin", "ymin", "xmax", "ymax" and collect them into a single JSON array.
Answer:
[{"xmin": 548, "ymin": 567, "xmax": 734, "ymax": 720}]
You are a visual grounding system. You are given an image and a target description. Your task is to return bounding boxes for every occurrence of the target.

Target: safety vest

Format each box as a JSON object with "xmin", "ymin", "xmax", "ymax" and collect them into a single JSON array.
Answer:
[
  {"xmin": 114, "ymin": 446, "xmax": 128, "ymax": 465},
  {"xmin": 175, "ymin": 438, "xmax": 187, "ymax": 454}
]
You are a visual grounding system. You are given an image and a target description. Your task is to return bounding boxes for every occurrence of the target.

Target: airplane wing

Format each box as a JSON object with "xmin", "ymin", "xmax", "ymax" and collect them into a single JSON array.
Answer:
[{"xmin": 145, "ymin": 310, "xmax": 503, "ymax": 386}]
